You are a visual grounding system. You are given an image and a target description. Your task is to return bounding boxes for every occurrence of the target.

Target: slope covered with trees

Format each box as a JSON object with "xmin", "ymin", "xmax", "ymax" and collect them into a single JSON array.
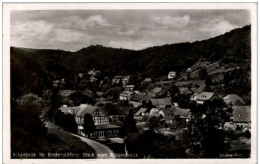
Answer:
[{"xmin": 11, "ymin": 25, "xmax": 251, "ymax": 98}]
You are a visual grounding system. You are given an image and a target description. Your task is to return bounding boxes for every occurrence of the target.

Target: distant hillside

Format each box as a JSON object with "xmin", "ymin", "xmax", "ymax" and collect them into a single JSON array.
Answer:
[{"xmin": 11, "ymin": 25, "xmax": 251, "ymax": 98}]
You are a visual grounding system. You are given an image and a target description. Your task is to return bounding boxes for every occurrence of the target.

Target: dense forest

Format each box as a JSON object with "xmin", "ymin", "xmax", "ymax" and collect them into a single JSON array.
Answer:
[{"xmin": 11, "ymin": 25, "xmax": 251, "ymax": 99}]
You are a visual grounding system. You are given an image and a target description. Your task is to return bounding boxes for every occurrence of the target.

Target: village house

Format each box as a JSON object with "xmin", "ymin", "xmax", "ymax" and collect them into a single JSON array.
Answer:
[
  {"xmin": 88, "ymin": 69, "xmax": 100, "ymax": 77},
  {"xmin": 59, "ymin": 90, "xmax": 76, "ymax": 98},
  {"xmin": 119, "ymin": 91, "xmax": 133, "ymax": 101},
  {"xmin": 168, "ymin": 71, "xmax": 176, "ymax": 79},
  {"xmin": 150, "ymin": 98, "xmax": 172, "ymax": 110},
  {"xmin": 78, "ymin": 73, "xmax": 84, "ymax": 78},
  {"xmin": 129, "ymin": 93, "xmax": 151, "ymax": 108},
  {"xmin": 190, "ymin": 92, "xmax": 218, "ymax": 105},
  {"xmin": 119, "ymin": 85, "xmax": 135, "ymax": 101},
  {"xmin": 123, "ymin": 85, "xmax": 135, "ymax": 91},
  {"xmin": 160, "ymin": 108, "xmax": 175, "ymax": 124},
  {"xmin": 172, "ymin": 107, "xmax": 192, "ymax": 124},
  {"xmin": 231, "ymin": 105, "xmax": 251, "ymax": 129},
  {"xmin": 142, "ymin": 78, "xmax": 152, "ymax": 84},
  {"xmin": 112, "ymin": 76, "xmax": 122, "ymax": 84},
  {"xmin": 53, "ymin": 80, "xmax": 60, "ymax": 87},
  {"xmin": 134, "ymin": 108, "xmax": 149, "ymax": 120},
  {"xmin": 148, "ymin": 87, "xmax": 164, "ymax": 98},
  {"xmin": 59, "ymin": 104, "xmax": 120, "ymax": 138},
  {"xmin": 223, "ymin": 94, "xmax": 245, "ymax": 106},
  {"xmin": 122, "ymin": 76, "xmax": 130, "ymax": 86},
  {"xmin": 205, "ymin": 61, "xmax": 220, "ymax": 73}
]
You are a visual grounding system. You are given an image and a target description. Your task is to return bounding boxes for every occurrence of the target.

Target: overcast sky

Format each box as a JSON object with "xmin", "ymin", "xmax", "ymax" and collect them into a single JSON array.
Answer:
[{"xmin": 11, "ymin": 10, "xmax": 250, "ymax": 51}]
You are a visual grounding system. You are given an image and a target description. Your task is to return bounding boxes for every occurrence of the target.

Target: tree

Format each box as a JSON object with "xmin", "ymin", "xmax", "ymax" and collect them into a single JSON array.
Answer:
[
  {"xmin": 12, "ymin": 93, "xmax": 47, "ymax": 152},
  {"xmin": 54, "ymin": 110, "xmax": 64, "ymax": 127},
  {"xmin": 168, "ymin": 84, "xmax": 180, "ymax": 99},
  {"xmin": 122, "ymin": 110, "xmax": 138, "ymax": 136},
  {"xmin": 199, "ymin": 68, "xmax": 207, "ymax": 79},
  {"xmin": 63, "ymin": 113, "xmax": 78, "ymax": 134},
  {"xmin": 205, "ymin": 77, "xmax": 212, "ymax": 87},
  {"xmin": 147, "ymin": 116, "xmax": 165, "ymax": 132},
  {"xmin": 83, "ymin": 113, "xmax": 95, "ymax": 138}
]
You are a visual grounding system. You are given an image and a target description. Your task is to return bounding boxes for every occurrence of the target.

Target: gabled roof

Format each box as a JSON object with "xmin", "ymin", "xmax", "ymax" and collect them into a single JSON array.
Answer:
[
  {"xmin": 59, "ymin": 90, "xmax": 76, "ymax": 97},
  {"xmin": 95, "ymin": 124, "xmax": 120, "ymax": 130},
  {"xmin": 76, "ymin": 104, "xmax": 98, "ymax": 116},
  {"xmin": 190, "ymin": 93, "xmax": 199, "ymax": 101},
  {"xmin": 173, "ymin": 107, "xmax": 191, "ymax": 118},
  {"xmin": 59, "ymin": 106, "xmax": 80, "ymax": 115},
  {"xmin": 143, "ymin": 78, "xmax": 151, "ymax": 82},
  {"xmin": 120, "ymin": 91, "xmax": 132, "ymax": 96},
  {"xmin": 197, "ymin": 92, "xmax": 214, "ymax": 101},
  {"xmin": 151, "ymin": 98, "xmax": 172, "ymax": 106},
  {"xmin": 150, "ymin": 87, "xmax": 162, "ymax": 94},
  {"xmin": 130, "ymin": 93, "xmax": 151, "ymax": 103},
  {"xmin": 223, "ymin": 94, "xmax": 245, "ymax": 105},
  {"xmin": 135, "ymin": 108, "xmax": 148, "ymax": 116},
  {"xmin": 232, "ymin": 105, "xmax": 250, "ymax": 123},
  {"xmin": 161, "ymin": 109, "xmax": 175, "ymax": 120},
  {"xmin": 124, "ymin": 85, "xmax": 135, "ymax": 88}
]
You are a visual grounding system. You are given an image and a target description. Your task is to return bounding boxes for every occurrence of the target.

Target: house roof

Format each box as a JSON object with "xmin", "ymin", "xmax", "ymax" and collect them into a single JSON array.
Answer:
[
  {"xmin": 173, "ymin": 107, "xmax": 191, "ymax": 118},
  {"xmin": 223, "ymin": 122, "xmax": 236, "ymax": 131},
  {"xmin": 113, "ymin": 78, "xmax": 121, "ymax": 83},
  {"xmin": 190, "ymin": 93, "xmax": 199, "ymax": 101},
  {"xmin": 120, "ymin": 91, "xmax": 132, "ymax": 96},
  {"xmin": 59, "ymin": 106, "xmax": 80, "ymax": 115},
  {"xmin": 161, "ymin": 109, "xmax": 175, "ymax": 120},
  {"xmin": 143, "ymin": 78, "xmax": 151, "ymax": 82},
  {"xmin": 150, "ymin": 87, "xmax": 162, "ymax": 94},
  {"xmin": 151, "ymin": 98, "xmax": 172, "ymax": 107},
  {"xmin": 76, "ymin": 104, "xmax": 98, "ymax": 116},
  {"xmin": 95, "ymin": 124, "xmax": 120, "ymax": 130},
  {"xmin": 59, "ymin": 90, "xmax": 76, "ymax": 97},
  {"xmin": 124, "ymin": 85, "xmax": 135, "ymax": 88},
  {"xmin": 232, "ymin": 105, "xmax": 250, "ymax": 123},
  {"xmin": 196, "ymin": 92, "xmax": 214, "ymax": 101},
  {"xmin": 130, "ymin": 93, "xmax": 151, "ymax": 103},
  {"xmin": 223, "ymin": 94, "xmax": 245, "ymax": 105},
  {"xmin": 135, "ymin": 108, "xmax": 148, "ymax": 116}
]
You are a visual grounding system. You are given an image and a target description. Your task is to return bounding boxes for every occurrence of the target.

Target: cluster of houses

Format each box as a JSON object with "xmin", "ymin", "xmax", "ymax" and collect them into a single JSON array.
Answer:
[
  {"xmin": 132, "ymin": 91, "xmax": 250, "ymax": 134},
  {"xmin": 55, "ymin": 68, "xmax": 250, "ymax": 139}
]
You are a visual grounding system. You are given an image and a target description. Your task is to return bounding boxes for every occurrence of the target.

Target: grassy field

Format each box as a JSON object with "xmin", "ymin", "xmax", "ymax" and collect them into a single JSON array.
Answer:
[{"xmin": 42, "ymin": 128, "xmax": 96, "ymax": 155}]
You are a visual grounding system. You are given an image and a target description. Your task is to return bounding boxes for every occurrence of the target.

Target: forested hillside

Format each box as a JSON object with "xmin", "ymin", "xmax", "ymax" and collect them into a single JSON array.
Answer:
[{"xmin": 11, "ymin": 25, "xmax": 251, "ymax": 98}]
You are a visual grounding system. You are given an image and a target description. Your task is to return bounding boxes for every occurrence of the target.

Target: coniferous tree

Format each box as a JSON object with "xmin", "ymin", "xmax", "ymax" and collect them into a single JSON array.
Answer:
[
  {"xmin": 83, "ymin": 113, "xmax": 95, "ymax": 138},
  {"xmin": 122, "ymin": 110, "xmax": 138, "ymax": 136}
]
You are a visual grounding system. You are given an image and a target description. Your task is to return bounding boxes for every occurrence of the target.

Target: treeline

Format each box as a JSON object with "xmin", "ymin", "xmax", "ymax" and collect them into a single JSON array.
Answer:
[{"xmin": 11, "ymin": 25, "xmax": 251, "ymax": 98}]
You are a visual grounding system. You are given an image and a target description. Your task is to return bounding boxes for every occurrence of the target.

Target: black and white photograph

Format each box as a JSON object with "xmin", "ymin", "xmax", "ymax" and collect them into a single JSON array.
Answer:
[{"xmin": 2, "ymin": 2, "xmax": 257, "ymax": 164}]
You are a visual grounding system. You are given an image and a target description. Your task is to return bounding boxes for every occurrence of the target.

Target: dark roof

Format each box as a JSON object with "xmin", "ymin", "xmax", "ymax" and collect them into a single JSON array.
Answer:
[
  {"xmin": 95, "ymin": 124, "xmax": 121, "ymax": 130},
  {"xmin": 151, "ymin": 98, "xmax": 172, "ymax": 106},
  {"xmin": 130, "ymin": 93, "xmax": 151, "ymax": 103},
  {"xmin": 173, "ymin": 107, "xmax": 191, "ymax": 118},
  {"xmin": 232, "ymin": 105, "xmax": 250, "ymax": 123},
  {"xmin": 161, "ymin": 109, "xmax": 175, "ymax": 120},
  {"xmin": 150, "ymin": 87, "xmax": 162, "ymax": 94},
  {"xmin": 223, "ymin": 94, "xmax": 245, "ymax": 105},
  {"xmin": 197, "ymin": 92, "xmax": 214, "ymax": 101},
  {"xmin": 135, "ymin": 108, "xmax": 148, "ymax": 116}
]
